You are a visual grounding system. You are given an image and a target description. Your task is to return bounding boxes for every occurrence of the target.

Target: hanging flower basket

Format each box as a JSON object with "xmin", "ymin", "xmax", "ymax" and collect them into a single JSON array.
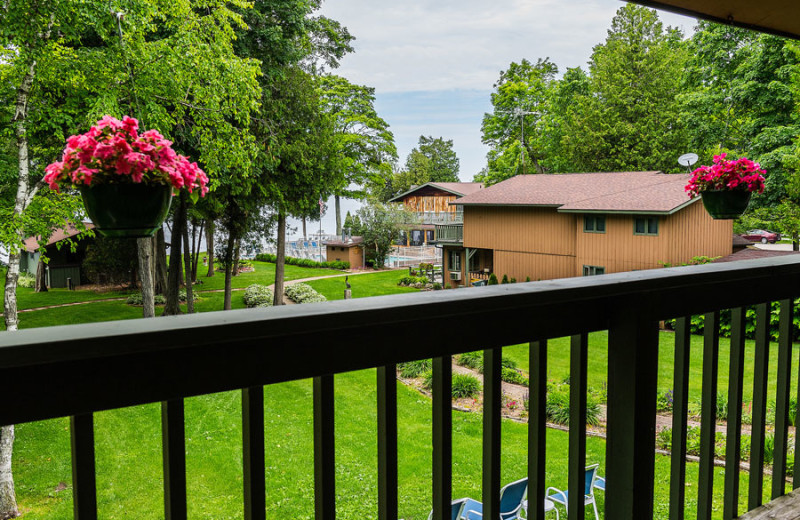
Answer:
[
  {"xmin": 685, "ymin": 153, "xmax": 765, "ymax": 220},
  {"xmin": 44, "ymin": 115, "xmax": 209, "ymax": 238}
]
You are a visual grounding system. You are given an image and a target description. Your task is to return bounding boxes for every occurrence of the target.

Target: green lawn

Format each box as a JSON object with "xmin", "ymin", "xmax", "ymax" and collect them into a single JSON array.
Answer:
[
  {"xmin": 305, "ymin": 269, "xmax": 418, "ymax": 300},
  {"xmin": 502, "ymin": 331, "xmax": 798, "ymax": 408}
]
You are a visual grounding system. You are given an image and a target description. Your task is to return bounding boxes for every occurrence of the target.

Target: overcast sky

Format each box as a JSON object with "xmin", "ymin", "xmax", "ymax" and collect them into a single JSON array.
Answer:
[{"xmin": 290, "ymin": 0, "xmax": 697, "ymax": 239}]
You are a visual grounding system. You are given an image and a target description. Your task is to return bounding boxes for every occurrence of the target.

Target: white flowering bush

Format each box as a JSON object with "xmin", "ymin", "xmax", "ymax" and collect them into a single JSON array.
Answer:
[
  {"xmin": 17, "ymin": 273, "xmax": 35, "ymax": 288},
  {"xmin": 285, "ymin": 283, "xmax": 327, "ymax": 304},
  {"xmin": 243, "ymin": 284, "xmax": 274, "ymax": 308}
]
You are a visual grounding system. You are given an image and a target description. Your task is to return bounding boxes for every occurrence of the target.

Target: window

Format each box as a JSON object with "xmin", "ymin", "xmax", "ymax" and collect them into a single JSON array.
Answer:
[
  {"xmin": 583, "ymin": 265, "xmax": 605, "ymax": 276},
  {"xmin": 426, "ymin": 230, "xmax": 435, "ymax": 242},
  {"xmin": 634, "ymin": 217, "xmax": 659, "ymax": 236},
  {"xmin": 449, "ymin": 250, "xmax": 461, "ymax": 271},
  {"xmin": 583, "ymin": 215, "xmax": 606, "ymax": 233}
]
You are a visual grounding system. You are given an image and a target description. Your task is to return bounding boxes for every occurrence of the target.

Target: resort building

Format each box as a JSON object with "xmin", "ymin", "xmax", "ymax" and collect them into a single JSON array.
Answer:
[{"xmin": 437, "ymin": 171, "xmax": 733, "ymax": 287}]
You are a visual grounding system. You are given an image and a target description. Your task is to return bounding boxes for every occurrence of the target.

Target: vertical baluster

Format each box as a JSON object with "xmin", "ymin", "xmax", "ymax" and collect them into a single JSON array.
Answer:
[
  {"xmin": 243, "ymin": 387, "xmax": 265, "ymax": 520},
  {"xmin": 70, "ymin": 413, "xmax": 97, "ymax": 520},
  {"xmin": 529, "ymin": 340, "xmax": 548, "ymax": 520},
  {"xmin": 314, "ymin": 375, "xmax": 336, "ymax": 520},
  {"xmin": 377, "ymin": 365, "xmax": 398, "ymax": 520},
  {"xmin": 568, "ymin": 334, "xmax": 588, "ymax": 520},
  {"xmin": 483, "ymin": 348, "xmax": 502, "ymax": 520},
  {"xmin": 606, "ymin": 298, "xmax": 659, "ymax": 520},
  {"xmin": 749, "ymin": 303, "xmax": 770, "ymax": 509},
  {"xmin": 432, "ymin": 356, "xmax": 452, "ymax": 520},
  {"xmin": 162, "ymin": 399, "xmax": 187, "ymax": 520},
  {"xmin": 773, "ymin": 299, "xmax": 793, "ymax": 498},
  {"xmin": 723, "ymin": 308, "xmax": 745, "ymax": 520},
  {"xmin": 670, "ymin": 316, "xmax": 691, "ymax": 520},
  {"xmin": 698, "ymin": 312, "xmax": 720, "ymax": 520}
]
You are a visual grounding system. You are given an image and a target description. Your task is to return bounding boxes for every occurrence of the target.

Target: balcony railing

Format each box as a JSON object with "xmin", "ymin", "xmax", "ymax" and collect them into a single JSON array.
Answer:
[
  {"xmin": 415, "ymin": 211, "xmax": 463, "ymax": 225},
  {"xmin": 3, "ymin": 256, "xmax": 800, "ymax": 520},
  {"xmin": 434, "ymin": 223, "xmax": 463, "ymax": 243}
]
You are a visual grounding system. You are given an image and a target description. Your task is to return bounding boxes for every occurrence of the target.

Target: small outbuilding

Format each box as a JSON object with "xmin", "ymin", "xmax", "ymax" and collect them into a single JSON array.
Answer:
[
  {"xmin": 21, "ymin": 223, "xmax": 95, "ymax": 288},
  {"xmin": 324, "ymin": 235, "xmax": 365, "ymax": 269}
]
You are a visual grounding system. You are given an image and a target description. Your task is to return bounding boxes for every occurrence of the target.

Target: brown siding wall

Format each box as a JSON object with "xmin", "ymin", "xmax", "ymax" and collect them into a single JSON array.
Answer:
[
  {"xmin": 326, "ymin": 245, "xmax": 363, "ymax": 268},
  {"xmin": 464, "ymin": 207, "xmax": 577, "ymax": 255},
  {"xmin": 494, "ymin": 250, "xmax": 575, "ymax": 281},
  {"xmin": 575, "ymin": 201, "xmax": 732, "ymax": 275}
]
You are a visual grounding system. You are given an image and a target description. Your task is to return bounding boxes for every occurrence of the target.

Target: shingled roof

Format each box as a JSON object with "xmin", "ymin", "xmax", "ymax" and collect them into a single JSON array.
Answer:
[
  {"xmin": 23, "ymin": 223, "xmax": 95, "ymax": 253},
  {"xmin": 454, "ymin": 172, "xmax": 696, "ymax": 214}
]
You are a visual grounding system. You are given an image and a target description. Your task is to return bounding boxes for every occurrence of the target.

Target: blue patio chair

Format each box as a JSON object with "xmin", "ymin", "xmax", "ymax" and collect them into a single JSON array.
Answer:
[
  {"xmin": 463, "ymin": 477, "xmax": 556, "ymax": 519},
  {"xmin": 546, "ymin": 463, "xmax": 600, "ymax": 520},
  {"xmin": 400, "ymin": 498, "xmax": 468, "ymax": 520},
  {"xmin": 593, "ymin": 475, "xmax": 605, "ymax": 493}
]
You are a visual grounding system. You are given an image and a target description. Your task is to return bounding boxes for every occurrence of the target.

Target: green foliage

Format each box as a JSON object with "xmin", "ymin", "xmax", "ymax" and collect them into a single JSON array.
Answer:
[
  {"xmin": 432, "ymin": 282, "xmax": 442, "ymax": 290},
  {"xmin": 545, "ymin": 383, "xmax": 602, "ymax": 426},
  {"xmin": 457, "ymin": 351, "xmax": 482, "ymax": 370},
  {"xmin": 356, "ymin": 201, "xmax": 415, "ymax": 268},
  {"xmin": 656, "ymin": 389, "xmax": 674, "ymax": 412},
  {"xmin": 126, "ymin": 293, "xmax": 166, "ymax": 306},
  {"xmin": 242, "ymin": 284, "xmax": 274, "ymax": 308},
  {"xmin": 284, "ymin": 283, "xmax": 327, "ymax": 304},
  {"xmin": 667, "ymin": 300, "xmax": 800, "ymax": 342},
  {"xmin": 502, "ymin": 367, "xmax": 529, "ymax": 387},
  {"xmin": 16, "ymin": 273, "xmax": 35, "ymax": 289},
  {"xmin": 378, "ymin": 136, "xmax": 461, "ymax": 200},
  {"xmin": 487, "ymin": 273, "xmax": 499, "ymax": 285},
  {"xmin": 501, "ymin": 274, "xmax": 510, "ymax": 284},
  {"xmin": 398, "ymin": 359, "xmax": 432, "ymax": 379},
  {"xmin": 398, "ymin": 275, "xmax": 430, "ymax": 287},
  {"xmin": 451, "ymin": 373, "xmax": 481, "ymax": 399},
  {"xmin": 255, "ymin": 253, "xmax": 348, "ymax": 270},
  {"xmin": 82, "ymin": 237, "xmax": 138, "ymax": 286}
]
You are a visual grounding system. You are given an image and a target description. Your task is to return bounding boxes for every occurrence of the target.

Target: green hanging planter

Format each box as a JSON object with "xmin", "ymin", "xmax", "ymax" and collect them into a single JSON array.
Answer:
[
  {"xmin": 79, "ymin": 183, "xmax": 172, "ymax": 238},
  {"xmin": 700, "ymin": 190, "xmax": 752, "ymax": 220}
]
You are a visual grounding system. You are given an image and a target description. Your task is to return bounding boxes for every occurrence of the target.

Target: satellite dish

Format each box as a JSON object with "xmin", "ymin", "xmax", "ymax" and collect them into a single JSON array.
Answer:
[{"xmin": 678, "ymin": 153, "xmax": 699, "ymax": 168}]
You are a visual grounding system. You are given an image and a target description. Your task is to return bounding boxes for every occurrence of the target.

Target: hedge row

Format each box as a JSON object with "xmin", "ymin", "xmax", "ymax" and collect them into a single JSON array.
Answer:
[
  {"xmin": 667, "ymin": 299, "xmax": 800, "ymax": 342},
  {"xmin": 255, "ymin": 253, "xmax": 349, "ymax": 270},
  {"xmin": 243, "ymin": 284, "xmax": 273, "ymax": 308},
  {"xmin": 284, "ymin": 283, "xmax": 327, "ymax": 304}
]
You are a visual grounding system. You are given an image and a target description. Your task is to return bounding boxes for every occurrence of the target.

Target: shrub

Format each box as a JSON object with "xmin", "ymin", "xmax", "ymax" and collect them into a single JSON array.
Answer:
[
  {"xmin": 656, "ymin": 428, "xmax": 672, "ymax": 451},
  {"xmin": 501, "ymin": 274, "xmax": 509, "ymax": 284},
  {"xmin": 178, "ymin": 289, "xmax": 198, "ymax": 302},
  {"xmin": 17, "ymin": 273, "xmax": 35, "ymax": 288},
  {"xmin": 487, "ymin": 273, "xmax": 499, "ymax": 285},
  {"xmin": 243, "ymin": 284, "xmax": 274, "ymax": 308},
  {"xmin": 545, "ymin": 383, "xmax": 601, "ymax": 426},
  {"xmin": 126, "ymin": 293, "xmax": 166, "ymax": 305},
  {"xmin": 452, "ymin": 373, "xmax": 481, "ymax": 398},
  {"xmin": 457, "ymin": 351, "xmax": 482, "ymax": 370},
  {"xmin": 398, "ymin": 359, "xmax": 431, "ymax": 378},
  {"xmin": 432, "ymin": 283, "xmax": 442, "ymax": 290},
  {"xmin": 285, "ymin": 283, "xmax": 327, "ymax": 304},
  {"xmin": 510, "ymin": 277, "xmax": 516, "ymax": 283},
  {"xmin": 502, "ymin": 367, "xmax": 528, "ymax": 386},
  {"xmin": 398, "ymin": 275, "xmax": 429, "ymax": 287},
  {"xmin": 255, "ymin": 253, "xmax": 349, "ymax": 270}
]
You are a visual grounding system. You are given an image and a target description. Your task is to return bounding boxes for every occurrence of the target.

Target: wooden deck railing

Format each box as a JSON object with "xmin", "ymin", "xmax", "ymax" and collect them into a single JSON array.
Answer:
[{"xmin": 3, "ymin": 255, "xmax": 800, "ymax": 519}]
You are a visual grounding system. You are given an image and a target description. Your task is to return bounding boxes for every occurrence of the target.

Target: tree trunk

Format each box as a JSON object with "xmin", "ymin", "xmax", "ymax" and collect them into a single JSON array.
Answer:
[
  {"xmin": 162, "ymin": 206, "xmax": 184, "ymax": 316},
  {"xmin": 223, "ymin": 231, "xmax": 235, "ymax": 310},
  {"xmin": 232, "ymin": 240, "xmax": 241, "ymax": 277},
  {"xmin": 206, "ymin": 220, "xmax": 215, "ymax": 277},
  {"xmin": 34, "ymin": 258, "xmax": 47, "ymax": 292},
  {"xmin": 335, "ymin": 194, "xmax": 342, "ymax": 235},
  {"xmin": 181, "ymin": 194, "xmax": 194, "ymax": 313},
  {"xmin": 154, "ymin": 228, "xmax": 168, "ymax": 295},
  {"xmin": 192, "ymin": 220, "xmax": 204, "ymax": 282},
  {"xmin": 302, "ymin": 218, "xmax": 307, "ymax": 241},
  {"xmin": 0, "ymin": 426, "xmax": 19, "ymax": 520},
  {"xmin": 273, "ymin": 213, "xmax": 286, "ymax": 306},
  {"xmin": 137, "ymin": 237, "xmax": 155, "ymax": 318}
]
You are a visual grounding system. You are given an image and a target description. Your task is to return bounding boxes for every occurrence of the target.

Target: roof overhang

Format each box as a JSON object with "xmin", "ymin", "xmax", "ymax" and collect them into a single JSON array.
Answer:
[
  {"xmin": 387, "ymin": 182, "xmax": 467, "ymax": 202},
  {"xmin": 556, "ymin": 197, "xmax": 700, "ymax": 216},
  {"xmin": 629, "ymin": 0, "xmax": 800, "ymax": 40}
]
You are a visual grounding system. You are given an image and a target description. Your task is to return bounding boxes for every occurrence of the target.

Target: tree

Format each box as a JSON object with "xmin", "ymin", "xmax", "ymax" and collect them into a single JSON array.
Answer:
[
  {"xmin": 554, "ymin": 5, "xmax": 689, "ymax": 173},
  {"xmin": 355, "ymin": 201, "xmax": 415, "ymax": 268},
  {"xmin": 478, "ymin": 58, "xmax": 558, "ymax": 184},
  {"xmin": 318, "ymin": 74, "xmax": 396, "ymax": 234},
  {"xmin": 379, "ymin": 136, "xmax": 461, "ymax": 199}
]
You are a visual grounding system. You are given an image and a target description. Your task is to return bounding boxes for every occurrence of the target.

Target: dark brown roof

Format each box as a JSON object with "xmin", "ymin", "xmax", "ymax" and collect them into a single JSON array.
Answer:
[
  {"xmin": 714, "ymin": 248, "xmax": 800, "ymax": 263},
  {"xmin": 455, "ymin": 172, "xmax": 695, "ymax": 214},
  {"xmin": 324, "ymin": 236, "xmax": 364, "ymax": 248},
  {"xmin": 23, "ymin": 223, "xmax": 95, "ymax": 253},
  {"xmin": 732, "ymin": 234, "xmax": 752, "ymax": 247}
]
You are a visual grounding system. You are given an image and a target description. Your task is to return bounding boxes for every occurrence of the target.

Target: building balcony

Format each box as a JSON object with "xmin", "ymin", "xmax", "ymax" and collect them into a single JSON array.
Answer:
[
  {"xmin": 3, "ymin": 256, "xmax": 800, "ymax": 519},
  {"xmin": 416, "ymin": 211, "xmax": 463, "ymax": 225},
  {"xmin": 433, "ymin": 223, "xmax": 463, "ymax": 244}
]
